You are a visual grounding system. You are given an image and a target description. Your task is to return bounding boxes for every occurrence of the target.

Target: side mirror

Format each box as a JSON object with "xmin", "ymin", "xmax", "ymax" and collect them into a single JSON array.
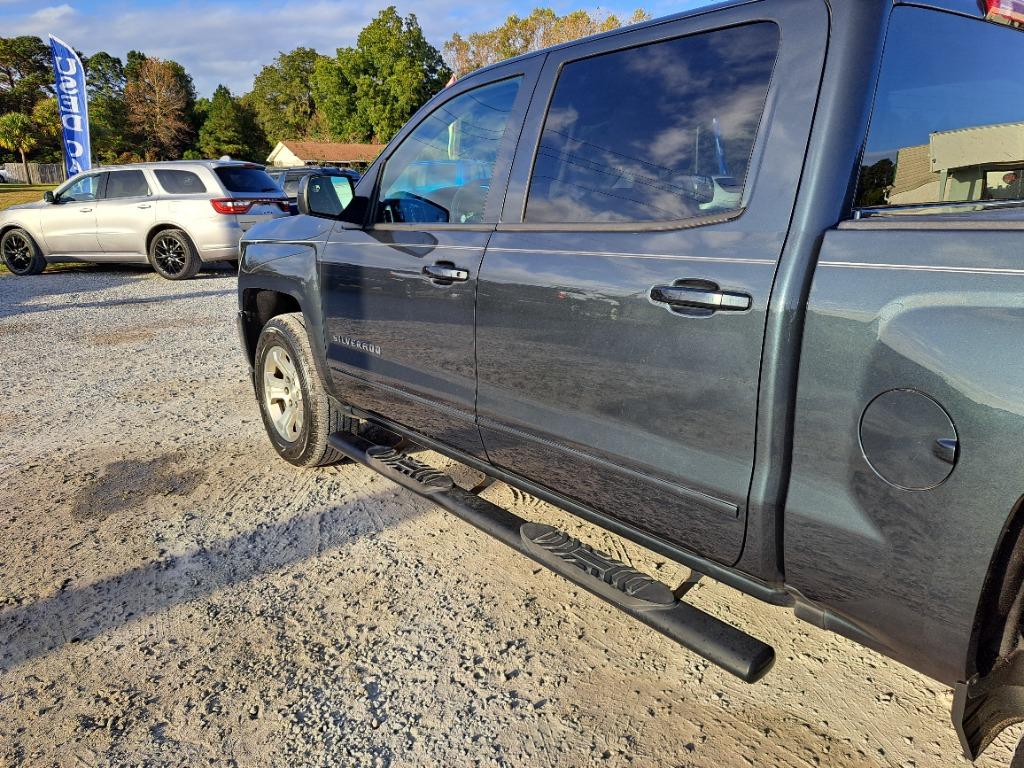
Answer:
[
  {"xmin": 297, "ymin": 174, "xmax": 356, "ymax": 219},
  {"xmin": 43, "ymin": 191, "xmax": 55, "ymax": 203}
]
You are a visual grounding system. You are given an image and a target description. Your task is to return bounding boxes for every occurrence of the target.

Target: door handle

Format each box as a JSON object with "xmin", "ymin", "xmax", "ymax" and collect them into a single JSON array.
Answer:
[
  {"xmin": 137, "ymin": 203, "xmax": 152, "ymax": 209},
  {"xmin": 933, "ymin": 438, "xmax": 958, "ymax": 465},
  {"xmin": 79, "ymin": 207, "xmax": 93, "ymax": 213},
  {"xmin": 650, "ymin": 283, "xmax": 751, "ymax": 312},
  {"xmin": 423, "ymin": 262, "xmax": 469, "ymax": 283}
]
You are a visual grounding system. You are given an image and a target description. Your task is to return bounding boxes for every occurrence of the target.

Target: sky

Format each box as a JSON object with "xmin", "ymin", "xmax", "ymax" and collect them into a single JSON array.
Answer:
[
  {"xmin": 1, "ymin": 0, "xmax": 710, "ymax": 97},
  {"xmin": 864, "ymin": 7, "xmax": 1024, "ymax": 160}
]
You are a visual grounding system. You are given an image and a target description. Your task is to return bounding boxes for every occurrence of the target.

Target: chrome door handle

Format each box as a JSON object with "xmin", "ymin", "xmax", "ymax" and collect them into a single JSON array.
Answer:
[
  {"xmin": 650, "ymin": 283, "xmax": 751, "ymax": 312},
  {"xmin": 137, "ymin": 203, "xmax": 152, "ymax": 209},
  {"xmin": 423, "ymin": 262, "xmax": 469, "ymax": 283},
  {"xmin": 79, "ymin": 207, "xmax": 93, "ymax": 213},
  {"xmin": 933, "ymin": 438, "xmax": 958, "ymax": 465}
]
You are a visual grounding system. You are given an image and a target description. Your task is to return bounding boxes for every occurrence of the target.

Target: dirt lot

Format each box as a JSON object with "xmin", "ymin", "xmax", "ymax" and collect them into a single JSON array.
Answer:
[{"xmin": 0, "ymin": 267, "xmax": 1018, "ymax": 767}]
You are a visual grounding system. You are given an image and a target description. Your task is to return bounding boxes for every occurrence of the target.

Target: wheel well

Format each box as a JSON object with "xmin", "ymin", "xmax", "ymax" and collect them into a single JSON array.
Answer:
[
  {"xmin": 239, "ymin": 289, "xmax": 302, "ymax": 363},
  {"xmin": 969, "ymin": 494, "xmax": 1024, "ymax": 678},
  {"xmin": 146, "ymin": 224, "xmax": 187, "ymax": 253},
  {"xmin": 1, "ymin": 224, "xmax": 30, "ymax": 241}
]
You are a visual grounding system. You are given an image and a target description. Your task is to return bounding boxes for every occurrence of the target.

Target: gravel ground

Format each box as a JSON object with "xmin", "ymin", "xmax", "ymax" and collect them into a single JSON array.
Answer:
[{"xmin": 0, "ymin": 266, "xmax": 1019, "ymax": 768}]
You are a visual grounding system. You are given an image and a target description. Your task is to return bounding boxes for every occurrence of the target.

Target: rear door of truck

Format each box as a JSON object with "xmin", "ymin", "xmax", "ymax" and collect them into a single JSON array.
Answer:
[{"xmin": 475, "ymin": 0, "xmax": 827, "ymax": 565}]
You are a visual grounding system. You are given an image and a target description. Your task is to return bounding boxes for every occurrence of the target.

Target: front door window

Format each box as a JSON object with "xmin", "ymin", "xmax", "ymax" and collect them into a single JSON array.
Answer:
[
  {"xmin": 376, "ymin": 77, "xmax": 522, "ymax": 225},
  {"xmin": 60, "ymin": 174, "xmax": 102, "ymax": 202}
]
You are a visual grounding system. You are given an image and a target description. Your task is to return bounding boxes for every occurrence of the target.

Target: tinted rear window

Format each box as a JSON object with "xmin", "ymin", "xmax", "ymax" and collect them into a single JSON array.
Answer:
[
  {"xmin": 857, "ymin": 8, "xmax": 1024, "ymax": 209},
  {"xmin": 104, "ymin": 170, "xmax": 150, "ymax": 199},
  {"xmin": 524, "ymin": 23, "xmax": 779, "ymax": 224},
  {"xmin": 214, "ymin": 166, "xmax": 280, "ymax": 193},
  {"xmin": 155, "ymin": 169, "xmax": 208, "ymax": 194}
]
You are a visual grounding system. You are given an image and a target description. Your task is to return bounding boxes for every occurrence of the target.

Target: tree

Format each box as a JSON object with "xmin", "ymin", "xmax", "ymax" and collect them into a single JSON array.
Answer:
[
  {"xmin": 198, "ymin": 84, "xmax": 269, "ymax": 161},
  {"xmin": 0, "ymin": 36, "xmax": 53, "ymax": 115},
  {"xmin": 444, "ymin": 8, "xmax": 649, "ymax": 76},
  {"xmin": 127, "ymin": 50, "xmax": 199, "ymax": 153},
  {"xmin": 29, "ymin": 97, "xmax": 62, "ymax": 163},
  {"xmin": 0, "ymin": 112, "xmax": 38, "ymax": 183},
  {"xmin": 86, "ymin": 52, "xmax": 134, "ymax": 162},
  {"xmin": 250, "ymin": 47, "xmax": 327, "ymax": 144},
  {"xmin": 124, "ymin": 57, "xmax": 190, "ymax": 160},
  {"xmin": 311, "ymin": 50, "xmax": 366, "ymax": 141},
  {"xmin": 856, "ymin": 158, "xmax": 896, "ymax": 207},
  {"xmin": 85, "ymin": 51, "xmax": 126, "ymax": 100},
  {"xmin": 313, "ymin": 7, "xmax": 450, "ymax": 143}
]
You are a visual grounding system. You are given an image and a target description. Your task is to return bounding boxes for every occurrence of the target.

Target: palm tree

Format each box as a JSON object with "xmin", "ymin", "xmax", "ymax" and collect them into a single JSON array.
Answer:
[{"xmin": 0, "ymin": 113, "xmax": 38, "ymax": 184}]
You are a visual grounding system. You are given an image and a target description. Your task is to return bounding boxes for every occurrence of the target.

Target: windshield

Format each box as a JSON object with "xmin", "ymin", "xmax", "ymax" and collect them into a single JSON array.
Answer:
[{"xmin": 857, "ymin": 7, "xmax": 1024, "ymax": 210}]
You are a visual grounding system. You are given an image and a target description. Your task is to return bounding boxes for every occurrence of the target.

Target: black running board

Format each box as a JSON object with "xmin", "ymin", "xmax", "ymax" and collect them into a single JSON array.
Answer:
[{"xmin": 329, "ymin": 431, "xmax": 775, "ymax": 683}]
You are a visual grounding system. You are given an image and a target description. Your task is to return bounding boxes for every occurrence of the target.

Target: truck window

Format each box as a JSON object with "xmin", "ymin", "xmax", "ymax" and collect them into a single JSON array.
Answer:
[
  {"xmin": 524, "ymin": 23, "xmax": 779, "ymax": 224},
  {"xmin": 376, "ymin": 77, "xmax": 522, "ymax": 225},
  {"xmin": 856, "ymin": 6, "xmax": 1024, "ymax": 209}
]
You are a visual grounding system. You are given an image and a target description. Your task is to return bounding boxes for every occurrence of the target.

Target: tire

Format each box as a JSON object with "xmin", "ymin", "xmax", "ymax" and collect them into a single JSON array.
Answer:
[
  {"xmin": 1, "ymin": 228, "xmax": 46, "ymax": 276},
  {"xmin": 254, "ymin": 313, "xmax": 353, "ymax": 467},
  {"xmin": 1013, "ymin": 733, "xmax": 1024, "ymax": 768},
  {"xmin": 148, "ymin": 229, "xmax": 201, "ymax": 280}
]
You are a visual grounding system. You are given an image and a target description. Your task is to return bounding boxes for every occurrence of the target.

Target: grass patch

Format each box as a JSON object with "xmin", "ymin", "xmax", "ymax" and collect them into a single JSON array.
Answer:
[{"xmin": 0, "ymin": 184, "xmax": 53, "ymax": 211}]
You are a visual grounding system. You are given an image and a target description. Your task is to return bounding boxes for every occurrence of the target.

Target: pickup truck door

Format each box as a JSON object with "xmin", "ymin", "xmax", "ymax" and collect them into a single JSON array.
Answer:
[
  {"xmin": 320, "ymin": 58, "xmax": 541, "ymax": 456},
  {"xmin": 475, "ymin": 2, "xmax": 827, "ymax": 565}
]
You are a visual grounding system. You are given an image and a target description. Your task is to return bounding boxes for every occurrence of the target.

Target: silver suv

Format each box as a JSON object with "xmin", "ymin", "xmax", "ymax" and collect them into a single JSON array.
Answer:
[{"xmin": 0, "ymin": 160, "xmax": 289, "ymax": 280}]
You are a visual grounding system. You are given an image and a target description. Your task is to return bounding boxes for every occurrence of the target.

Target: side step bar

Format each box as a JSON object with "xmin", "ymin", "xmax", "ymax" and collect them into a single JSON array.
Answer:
[{"xmin": 329, "ymin": 431, "xmax": 775, "ymax": 684}]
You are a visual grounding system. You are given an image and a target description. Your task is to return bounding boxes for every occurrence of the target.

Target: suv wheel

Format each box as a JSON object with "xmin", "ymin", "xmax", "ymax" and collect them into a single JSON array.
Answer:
[
  {"xmin": 148, "ymin": 229, "xmax": 201, "ymax": 280},
  {"xmin": 255, "ymin": 313, "xmax": 353, "ymax": 467},
  {"xmin": 1, "ymin": 228, "xmax": 46, "ymax": 275}
]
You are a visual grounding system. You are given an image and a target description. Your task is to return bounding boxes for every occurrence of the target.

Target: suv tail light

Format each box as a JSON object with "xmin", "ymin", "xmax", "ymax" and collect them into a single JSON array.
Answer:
[
  {"xmin": 211, "ymin": 198, "xmax": 254, "ymax": 214},
  {"xmin": 211, "ymin": 198, "xmax": 290, "ymax": 215}
]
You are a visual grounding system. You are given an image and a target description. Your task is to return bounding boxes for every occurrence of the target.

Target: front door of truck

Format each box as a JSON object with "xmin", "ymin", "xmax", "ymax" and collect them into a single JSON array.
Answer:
[
  {"xmin": 320, "ymin": 59, "xmax": 541, "ymax": 456},
  {"xmin": 475, "ymin": 2, "xmax": 827, "ymax": 565}
]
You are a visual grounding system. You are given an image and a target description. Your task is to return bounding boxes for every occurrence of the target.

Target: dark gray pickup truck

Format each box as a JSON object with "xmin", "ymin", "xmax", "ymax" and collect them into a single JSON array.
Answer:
[{"xmin": 237, "ymin": 0, "xmax": 1024, "ymax": 760}]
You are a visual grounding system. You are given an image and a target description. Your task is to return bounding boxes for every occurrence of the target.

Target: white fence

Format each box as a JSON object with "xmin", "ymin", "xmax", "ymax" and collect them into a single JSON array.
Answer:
[{"xmin": 2, "ymin": 163, "xmax": 67, "ymax": 185}]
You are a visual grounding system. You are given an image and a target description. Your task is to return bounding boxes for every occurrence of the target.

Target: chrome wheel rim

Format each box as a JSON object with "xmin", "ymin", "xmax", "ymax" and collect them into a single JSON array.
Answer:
[
  {"xmin": 262, "ymin": 345, "xmax": 304, "ymax": 442},
  {"xmin": 2, "ymin": 232, "xmax": 32, "ymax": 271},
  {"xmin": 153, "ymin": 235, "xmax": 187, "ymax": 275}
]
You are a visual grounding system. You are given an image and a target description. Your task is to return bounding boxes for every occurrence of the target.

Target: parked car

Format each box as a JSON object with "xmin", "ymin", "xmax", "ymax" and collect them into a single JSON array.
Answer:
[
  {"xmin": 266, "ymin": 166, "xmax": 359, "ymax": 215},
  {"xmin": 237, "ymin": 1, "xmax": 1024, "ymax": 762},
  {"xmin": 0, "ymin": 160, "xmax": 288, "ymax": 279}
]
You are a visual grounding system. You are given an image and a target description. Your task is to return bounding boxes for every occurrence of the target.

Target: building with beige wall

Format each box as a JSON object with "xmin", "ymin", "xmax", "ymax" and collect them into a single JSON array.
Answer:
[
  {"xmin": 887, "ymin": 121, "xmax": 1024, "ymax": 205},
  {"xmin": 267, "ymin": 141, "xmax": 385, "ymax": 169}
]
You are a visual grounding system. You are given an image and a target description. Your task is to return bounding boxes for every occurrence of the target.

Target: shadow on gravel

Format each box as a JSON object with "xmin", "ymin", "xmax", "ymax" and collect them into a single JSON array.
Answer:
[
  {"xmin": 0, "ymin": 486, "xmax": 424, "ymax": 673},
  {"xmin": 0, "ymin": 264, "xmax": 235, "ymax": 320},
  {"xmin": 0, "ymin": 266, "xmax": 138, "ymax": 319},
  {"xmin": 72, "ymin": 454, "xmax": 203, "ymax": 521},
  {"xmin": 0, "ymin": 288, "xmax": 235, "ymax": 320}
]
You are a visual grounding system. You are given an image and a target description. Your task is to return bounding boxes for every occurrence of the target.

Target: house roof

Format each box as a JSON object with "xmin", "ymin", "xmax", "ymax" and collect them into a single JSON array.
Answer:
[
  {"xmin": 270, "ymin": 140, "xmax": 385, "ymax": 164},
  {"xmin": 891, "ymin": 143, "xmax": 934, "ymax": 197}
]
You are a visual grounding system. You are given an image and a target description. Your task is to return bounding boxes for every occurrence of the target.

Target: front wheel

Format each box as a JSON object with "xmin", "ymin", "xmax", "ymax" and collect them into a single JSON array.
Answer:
[
  {"xmin": 254, "ymin": 313, "xmax": 353, "ymax": 467},
  {"xmin": 148, "ymin": 229, "xmax": 201, "ymax": 280},
  {"xmin": 1, "ymin": 228, "xmax": 46, "ymax": 275}
]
